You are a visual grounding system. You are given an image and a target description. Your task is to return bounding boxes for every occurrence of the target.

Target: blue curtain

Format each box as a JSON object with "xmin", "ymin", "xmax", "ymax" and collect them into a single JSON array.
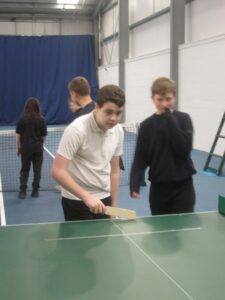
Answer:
[{"xmin": 0, "ymin": 35, "xmax": 98, "ymax": 125}]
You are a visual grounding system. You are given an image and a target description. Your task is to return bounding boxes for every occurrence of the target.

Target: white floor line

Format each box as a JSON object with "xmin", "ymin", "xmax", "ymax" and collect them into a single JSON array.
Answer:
[
  {"xmin": 0, "ymin": 174, "xmax": 6, "ymax": 226},
  {"xmin": 43, "ymin": 146, "xmax": 55, "ymax": 159},
  {"xmin": 45, "ymin": 226, "xmax": 201, "ymax": 242},
  {"xmin": 112, "ymin": 220, "xmax": 195, "ymax": 300}
]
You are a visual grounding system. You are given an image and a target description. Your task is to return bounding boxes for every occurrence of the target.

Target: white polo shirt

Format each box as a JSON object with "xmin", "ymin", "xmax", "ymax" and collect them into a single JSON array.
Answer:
[{"xmin": 57, "ymin": 112, "xmax": 124, "ymax": 200}]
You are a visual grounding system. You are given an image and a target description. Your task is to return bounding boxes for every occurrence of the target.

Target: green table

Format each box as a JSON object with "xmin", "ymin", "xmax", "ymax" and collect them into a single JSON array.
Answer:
[{"xmin": 0, "ymin": 211, "xmax": 225, "ymax": 300}]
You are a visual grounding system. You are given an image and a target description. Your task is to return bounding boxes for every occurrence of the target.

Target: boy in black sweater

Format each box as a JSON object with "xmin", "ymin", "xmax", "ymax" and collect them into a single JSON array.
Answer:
[
  {"xmin": 67, "ymin": 76, "xmax": 96, "ymax": 117},
  {"xmin": 130, "ymin": 77, "xmax": 196, "ymax": 215}
]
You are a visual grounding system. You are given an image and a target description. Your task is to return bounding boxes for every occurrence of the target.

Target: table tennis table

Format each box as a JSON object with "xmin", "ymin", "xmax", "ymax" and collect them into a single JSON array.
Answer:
[{"xmin": 0, "ymin": 211, "xmax": 225, "ymax": 300}]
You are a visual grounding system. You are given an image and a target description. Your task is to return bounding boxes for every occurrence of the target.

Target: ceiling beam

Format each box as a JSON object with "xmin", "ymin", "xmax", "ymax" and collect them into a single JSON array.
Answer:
[
  {"xmin": 0, "ymin": 13, "xmax": 92, "ymax": 21},
  {"xmin": 0, "ymin": 2, "xmax": 95, "ymax": 9},
  {"xmin": 92, "ymin": 0, "xmax": 111, "ymax": 19}
]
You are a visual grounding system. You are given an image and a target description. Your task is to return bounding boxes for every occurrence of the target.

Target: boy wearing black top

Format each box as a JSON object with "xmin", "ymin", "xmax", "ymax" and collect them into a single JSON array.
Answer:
[
  {"xmin": 67, "ymin": 76, "xmax": 96, "ymax": 117},
  {"xmin": 130, "ymin": 77, "xmax": 196, "ymax": 215}
]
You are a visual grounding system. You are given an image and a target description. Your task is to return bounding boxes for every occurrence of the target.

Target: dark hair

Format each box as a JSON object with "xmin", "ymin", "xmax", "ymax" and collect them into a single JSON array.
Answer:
[
  {"xmin": 151, "ymin": 77, "xmax": 176, "ymax": 97},
  {"xmin": 21, "ymin": 97, "xmax": 42, "ymax": 119},
  {"xmin": 96, "ymin": 85, "xmax": 125, "ymax": 108},
  {"xmin": 68, "ymin": 76, "xmax": 90, "ymax": 96}
]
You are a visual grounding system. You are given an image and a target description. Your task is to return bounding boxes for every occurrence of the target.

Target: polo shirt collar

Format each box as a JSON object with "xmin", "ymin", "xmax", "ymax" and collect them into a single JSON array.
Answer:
[{"xmin": 90, "ymin": 112, "xmax": 114, "ymax": 135}]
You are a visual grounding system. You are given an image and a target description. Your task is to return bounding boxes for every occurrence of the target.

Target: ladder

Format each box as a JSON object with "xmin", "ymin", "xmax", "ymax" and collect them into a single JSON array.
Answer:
[{"xmin": 203, "ymin": 111, "xmax": 225, "ymax": 175}]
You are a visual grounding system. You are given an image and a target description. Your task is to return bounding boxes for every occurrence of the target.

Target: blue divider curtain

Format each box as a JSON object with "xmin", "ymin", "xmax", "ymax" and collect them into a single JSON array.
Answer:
[{"xmin": 0, "ymin": 35, "xmax": 98, "ymax": 125}]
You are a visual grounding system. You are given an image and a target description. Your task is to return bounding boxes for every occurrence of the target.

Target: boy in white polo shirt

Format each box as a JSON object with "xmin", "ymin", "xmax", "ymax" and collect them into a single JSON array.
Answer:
[{"xmin": 52, "ymin": 85, "xmax": 125, "ymax": 221}]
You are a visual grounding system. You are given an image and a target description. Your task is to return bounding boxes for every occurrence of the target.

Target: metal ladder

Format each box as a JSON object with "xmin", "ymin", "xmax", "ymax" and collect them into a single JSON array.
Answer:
[{"xmin": 203, "ymin": 111, "xmax": 225, "ymax": 175}]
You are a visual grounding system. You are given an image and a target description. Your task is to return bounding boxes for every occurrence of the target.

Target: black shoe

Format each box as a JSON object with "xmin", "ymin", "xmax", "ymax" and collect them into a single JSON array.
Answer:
[
  {"xmin": 31, "ymin": 189, "xmax": 39, "ymax": 198},
  {"xmin": 18, "ymin": 190, "xmax": 26, "ymax": 199}
]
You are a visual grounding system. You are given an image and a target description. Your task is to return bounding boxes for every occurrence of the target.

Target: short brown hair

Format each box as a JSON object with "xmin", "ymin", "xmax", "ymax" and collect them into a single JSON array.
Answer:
[
  {"xmin": 68, "ymin": 76, "xmax": 90, "ymax": 96},
  {"xmin": 151, "ymin": 77, "xmax": 176, "ymax": 96},
  {"xmin": 96, "ymin": 84, "xmax": 125, "ymax": 108}
]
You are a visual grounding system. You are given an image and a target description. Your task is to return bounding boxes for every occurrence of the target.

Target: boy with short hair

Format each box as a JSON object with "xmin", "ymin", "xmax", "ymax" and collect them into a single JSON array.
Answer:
[
  {"xmin": 130, "ymin": 77, "xmax": 196, "ymax": 215},
  {"xmin": 52, "ymin": 84, "xmax": 125, "ymax": 221},
  {"xmin": 67, "ymin": 76, "xmax": 96, "ymax": 116},
  {"xmin": 67, "ymin": 76, "xmax": 125, "ymax": 169}
]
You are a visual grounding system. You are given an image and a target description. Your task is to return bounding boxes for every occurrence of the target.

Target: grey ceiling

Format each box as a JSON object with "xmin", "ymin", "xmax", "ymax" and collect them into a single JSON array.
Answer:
[{"xmin": 0, "ymin": 0, "xmax": 111, "ymax": 21}]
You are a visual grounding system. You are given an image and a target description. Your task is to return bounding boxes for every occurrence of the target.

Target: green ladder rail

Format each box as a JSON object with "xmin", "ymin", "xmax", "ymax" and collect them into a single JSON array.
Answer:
[{"xmin": 203, "ymin": 111, "xmax": 225, "ymax": 175}]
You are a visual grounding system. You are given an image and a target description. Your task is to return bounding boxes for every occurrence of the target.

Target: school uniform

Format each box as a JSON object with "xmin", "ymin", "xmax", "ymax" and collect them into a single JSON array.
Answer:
[
  {"xmin": 57, "ymin": 112, "xmax": 124, "ymax": 221},
  {"xmin": 16, "ymin": 116, "xmax": 47, "ymax": 193},
  {"xmin": 130, "ymin": 110, "xmax": 196, "ymax": 215}
]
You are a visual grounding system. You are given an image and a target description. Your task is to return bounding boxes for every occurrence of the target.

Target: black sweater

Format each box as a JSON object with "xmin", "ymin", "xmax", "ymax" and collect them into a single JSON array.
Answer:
[
  {"xmin": 74, "ymin": 101, "xmax": 96, "ymax": 119},
  {"xmin": 130, "ymin": 110, "xmax": 196, "ymax": 193},
  {"xmin": 16, "ymin": 116, "xmax": 47, "ymax": 153}
]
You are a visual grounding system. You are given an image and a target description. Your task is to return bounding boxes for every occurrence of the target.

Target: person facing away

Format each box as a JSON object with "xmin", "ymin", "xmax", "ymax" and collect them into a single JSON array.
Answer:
[
  {"xmin": 67, "ymin": 76, "xmax": 96, "ymax": 117},
  {"xmin": 51, "ymin": 84, "xmax": 125, "ymax": 221},
  {"xmin": 130, "ymin": 77, "xmax": 196, "ymax": 215},
  {"xmin": 16, "ymin": 97, "xmax": 47, "ymax": 199}
]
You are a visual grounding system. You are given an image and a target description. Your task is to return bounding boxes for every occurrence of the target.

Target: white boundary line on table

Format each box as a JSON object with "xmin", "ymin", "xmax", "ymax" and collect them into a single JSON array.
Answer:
[
  {"xmin": 4, "ymin": 210, "xmax": 217, "ymax": 227},
  {"xmin": 45, "ymin": 226, "xmax": 201, "ymax": 242}
]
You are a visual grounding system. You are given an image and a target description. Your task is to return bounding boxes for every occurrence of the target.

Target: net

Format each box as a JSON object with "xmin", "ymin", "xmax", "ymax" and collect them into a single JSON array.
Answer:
[{"xmin": 0, "ymin": 124, "xmax": 139, "ymax": 192}]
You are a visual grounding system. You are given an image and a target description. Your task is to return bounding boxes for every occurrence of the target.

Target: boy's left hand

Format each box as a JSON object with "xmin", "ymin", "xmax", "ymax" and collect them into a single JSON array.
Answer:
[{"xmin": 131, "ymin": 192, "xmax": 140, "ymax": 198}]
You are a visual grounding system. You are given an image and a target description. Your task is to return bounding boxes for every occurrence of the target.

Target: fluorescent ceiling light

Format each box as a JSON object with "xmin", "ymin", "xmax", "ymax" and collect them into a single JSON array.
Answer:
[
  {"xmin": 57, "ymin": 0, "xmax": 79, "ymax": 9},
  {"xmin": 57, "ymin": 0, "xmax": 79, "ymax": 4}
]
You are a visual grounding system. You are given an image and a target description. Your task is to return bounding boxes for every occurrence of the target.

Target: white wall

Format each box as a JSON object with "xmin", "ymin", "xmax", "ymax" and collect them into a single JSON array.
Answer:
[
  {"xmin": 101, "ymin": 0, "xmax": 170, "ymax": 63},
  {"xmin": 98, "ymin": 49, "xmax": 170, "ymax": 125},
  {"xmin": 185, "ymin": 0, "xmax": 225, "ymax": 43},
  {"xmin": 100, "ymin": 2, "xmax": 119, "ymax": 64},
  {"xmin": 98, "ymin": 63, "xmax": 118, "ymax": 87},
  {"xmin": 179, "ymin": 35, "xmax": 225, "ymax": 154},
  {"xmin": 129, "ymin": 0, "xmax": 155, "ymax": 23},
  {"xmin": 125, "ymin": 49, "xmax": 170, "ymax": 123},
  {"xmin": 129, "ymin": 0, "xmax": 169, "ymax": 24},
  {"xmin": 0, "ymin": 20, "xmax": 93, "ymax": 35},
  {"xmin": 60, "ymin": 20, "xmax": 93, "ymax": 35},
  {"xmin": 101, "ymin": 3, "xmax": 118, "ymax": 37},
  {"xmin": 101, "ymin": 38, "xmax": 118, "ymax": 65},
  {"xmin": 0, "ymin": 22, "xmax": 16, "ymax": 34},
  {"xmin": 100, "ymin": 0, "xmax": 225, "ymax": 63},
  {"xmin": 130, "ymin": 13, "xmax": 170, "ymax": 58}
]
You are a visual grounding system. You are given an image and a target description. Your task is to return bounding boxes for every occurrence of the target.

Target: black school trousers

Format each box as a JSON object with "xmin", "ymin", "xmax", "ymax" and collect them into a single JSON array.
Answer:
[
  {"xmin": 62, "ymin": 196, "xmax": 111, "ymax": 221},
  {"xmin": 20, "ymin": 151, "xmax": 43, "ymax": 191},
  {"xmin": 149, "ymin": 178, "xmax": 195, "ymax": 215}
]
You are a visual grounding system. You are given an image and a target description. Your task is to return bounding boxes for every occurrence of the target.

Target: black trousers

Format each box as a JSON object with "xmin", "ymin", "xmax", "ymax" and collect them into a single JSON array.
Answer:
[
  {"xmin": 20, "ymin": 151, "xmax": 43, "ymax": 191},
  {"xmin": 149, "ymin": 178, "xmax": 195, "ymax": 215},
  {"xmin": 62, "ymin": 196, "xmax": 111, "ymax": 221}
]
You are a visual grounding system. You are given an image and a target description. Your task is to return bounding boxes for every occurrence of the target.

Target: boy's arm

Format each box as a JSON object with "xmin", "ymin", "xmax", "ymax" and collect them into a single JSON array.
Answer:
[
  {"xmin": 51, "ymin": 154, "xmax": 106, "ymax": 214},
  {"xmin": 164, "ymin": 111, "xmax": 193, "ymax": 158},
  {"xmin": 110, "ymin": 156, "xmax": 120, "ymax": 207},
  {"xmin": 130, "ymin": 126, "xmax": 147, "ymax": 197}
]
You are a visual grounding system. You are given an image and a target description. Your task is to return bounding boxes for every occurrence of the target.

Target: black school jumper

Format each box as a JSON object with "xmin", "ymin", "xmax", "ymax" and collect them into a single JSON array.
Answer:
[{"xmin": 130, "ymin": 110, "xmax": 196, "ymax": 215}]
